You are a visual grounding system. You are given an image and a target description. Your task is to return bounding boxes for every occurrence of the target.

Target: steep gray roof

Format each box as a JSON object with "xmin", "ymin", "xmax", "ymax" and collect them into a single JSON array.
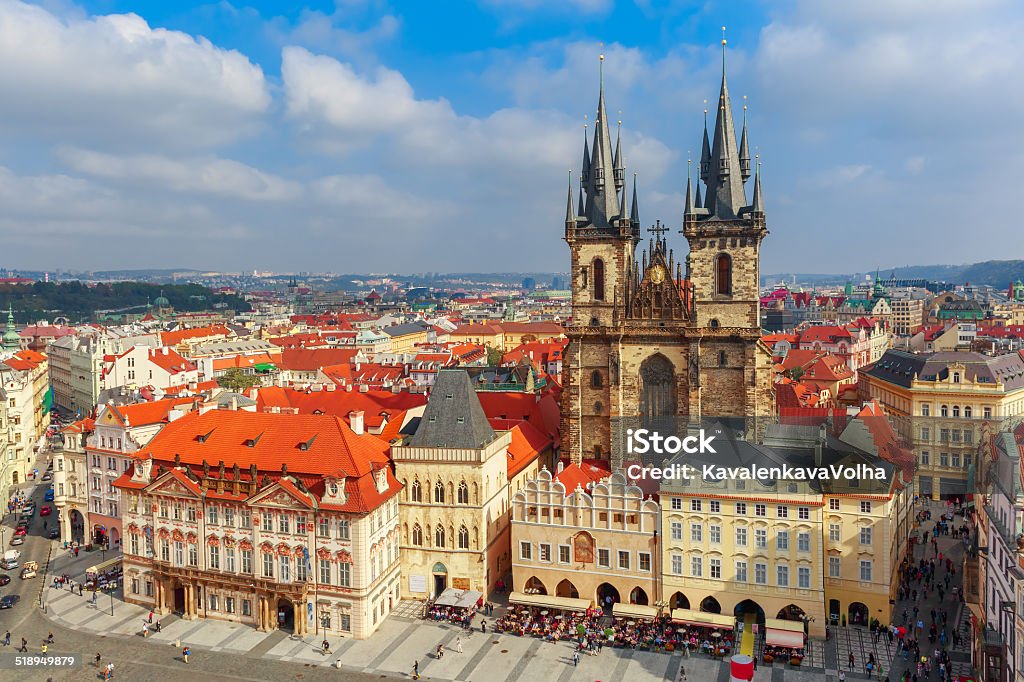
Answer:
[
  {"xmin": 865, "ymin": 349, "xmax": 1024, "ymax": 391},
  {"xmin": 702, "ymin": 43, "xmax": 747, "ymax": 220},
  {"xmin": 383, "ymin": 322, "xmax": 429, "ymax": 338},
  {"xmin": 406, "ymin": 369, "xmax": 496, "ymax": 449}
]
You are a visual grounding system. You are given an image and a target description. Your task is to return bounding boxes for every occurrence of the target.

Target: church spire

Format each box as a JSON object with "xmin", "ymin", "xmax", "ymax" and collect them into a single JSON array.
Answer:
[
  {"xmin": 694, "ymin": 176, "xmax": 703, "ymax": 209},
  {"xmin": 703, "ymin": 27, "xmax": 747, "ymax": 220},
  {"xmin": 619, "ymin": 167, "xmax": 628, "ymax": 220},
  {"xmin": 750, "ymin": 155, "xmax": 763, "ymax": 214},
  {"xmin": 583, "ymin": 52, "xmax": 620, "ymax": 228},
  {"xmin": 3, "ymin": 305, "xmax": 19, "ymax": 350},
  {"xmin": 566, "ymin": 171, "xmax": 576, "ymax": 227},
  {"xmin": 613, "ymin": 119, "xmax": 625, "ymax": 192},
  {"xmin": 630, "ymin": 172, "xmax": 640, "ymax": 226},
  {"xmin": 683, "ymin": 158, "xmax": 695, "ymax": 216},
  {"xmin": 699, "ymin": 101, "xmax": 711, "ymax": 183},
  {"xmin": 739, "ymin": 96, "xmax": 751, "ymax": 182},
  {"xmin": 580, "ymin": 119, "xmax": 590, "ymax": 187}
]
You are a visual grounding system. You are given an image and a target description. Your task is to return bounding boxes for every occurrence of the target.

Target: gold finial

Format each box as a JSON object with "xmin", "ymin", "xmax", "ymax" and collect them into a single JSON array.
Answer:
[
  {"xmin": 721, "ymin": 26, "xmax": 727, "ymax": 46},
  {"xmin": 703, "ymin": 98, "xmax": 708, "ymax": 116},
  {"xmin": 743, "ymin": 94, "xmax": 747, "ymax": 111}
]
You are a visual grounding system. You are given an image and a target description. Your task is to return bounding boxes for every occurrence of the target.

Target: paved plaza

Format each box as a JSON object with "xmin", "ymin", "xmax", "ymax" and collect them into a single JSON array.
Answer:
[{"xmin": 13, "ymin": 493, "xmax": 977, "ymax": 682}]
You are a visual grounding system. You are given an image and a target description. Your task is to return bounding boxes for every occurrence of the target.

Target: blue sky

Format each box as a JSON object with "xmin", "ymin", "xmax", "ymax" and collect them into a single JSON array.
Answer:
[{"xmin": 0, "ymin": 0, "xmax": 1021, "ymax": 275}]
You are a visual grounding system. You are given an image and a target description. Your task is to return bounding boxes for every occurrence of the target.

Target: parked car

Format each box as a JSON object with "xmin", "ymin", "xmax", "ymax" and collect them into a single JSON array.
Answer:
[
  {"xmin": 19, "ymin": 561, "xmax": 37, "ymax": 580},
  {"xmin": 44, "ymin": 489, "xmax": 54, "ymax": 502},
  {"xmin": 40, "ymin": 505, "xmax": 51, "ymax": 516},
  {"xmin": 21, "ymin": 502, "xmax": 34, "ymax": 514},
  {"xmin": 0, "ymin": 595, "xmax": 21, "ymax": 609},
  {"xmin": 48, "ymin": 527, "xmax": 60, "ymax": 539},
  {"xmin": 7, "ymin": 536, "xmax": 23, "ymax": 546},
  {"xmin": 0, "ymin": 575, "xmax": 10, "ymax": 586},
  {"xmin": 13, "ymin": 528, "xmax": 26, "ymax": 537},
  {"xmin": 41, "ymin": 472, "xmax": 52, "ymax": 481}
]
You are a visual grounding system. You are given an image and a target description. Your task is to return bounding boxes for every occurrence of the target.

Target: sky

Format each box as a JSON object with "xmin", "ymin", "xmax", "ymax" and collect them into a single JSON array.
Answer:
[{"xmin": 0, "ymin": 0, "xmax": 1021, "ymax": 275}]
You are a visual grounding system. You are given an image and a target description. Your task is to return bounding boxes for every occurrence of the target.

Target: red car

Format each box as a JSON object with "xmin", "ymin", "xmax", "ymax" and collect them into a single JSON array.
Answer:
[
  {"xmin": 13, "ymin": 527, "xmax": 26, "ymax": 537},
  {"xmin": 40, "ymin": 505, "xmax": 51, "ymax": 516}
]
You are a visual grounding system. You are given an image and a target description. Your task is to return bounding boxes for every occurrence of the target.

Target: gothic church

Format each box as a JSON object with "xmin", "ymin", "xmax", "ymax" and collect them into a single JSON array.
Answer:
[{"xmin": 561, "ymin": 46, "xmax": 774, "ymax": 467}]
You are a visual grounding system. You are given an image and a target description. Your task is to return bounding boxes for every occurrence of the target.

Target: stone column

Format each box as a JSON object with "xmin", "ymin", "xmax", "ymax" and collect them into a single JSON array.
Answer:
[
  {"xmin": 293, "ymin": 602, "xmax": 300, "ymax": 635},
  {"xmin": 154, "ymin": 580, "xmax": 162, "ymax": 613},
  {"xmin": 185, "ymin": 585, "xmax": 194, "ymax": 619}
]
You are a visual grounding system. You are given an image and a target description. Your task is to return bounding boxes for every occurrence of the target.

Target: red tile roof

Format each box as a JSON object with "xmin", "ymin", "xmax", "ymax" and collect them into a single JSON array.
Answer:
[
  {"xmin": 279, "ymin": 348, "xmax": 360, "ymax": 372},
  {"xmin": 104, "ymin": 397, "xmax": 197, "ymax": 428},
  {"xmin": 506, "ymin": 421, "xmax": 551, "ymax": 479},
  {"xmin": 554, "ymin": 461, "xmax": 610, "ymax": 492},
  {"xmin": 160, "ymin": 325, "xmax": 232, "ymax": 347},
  {"xmin": 148, "ymin": 348, "xmax": 197, "ymax": 374}
]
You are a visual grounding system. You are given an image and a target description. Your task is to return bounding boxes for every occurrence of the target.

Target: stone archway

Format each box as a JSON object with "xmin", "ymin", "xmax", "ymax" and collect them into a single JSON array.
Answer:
[
  {"xmin": 597, "ymin": 583, "xmax": 620, "ymax": 611},
  {"xmin": 524, "ymin": 576, "xmax": 547, "ymax": 595},
  {"xmin": 734, "ymin": 599, "xmax": 764, "ymax": 624},
  {"xmin": 848, "ymin": 602, "xmax": 869, "ymax": 627},
  {"xmin": 699, "ymin": 596, "xmax": 722, "ymax": 614},
  {"xmin": 640, "ymin": 354, "xmax": 676, "ymax": 428},
  {"xmin": 630, "ymin": 587, "xmax": 649, "ymax": 605},
  {"xmin": 68, "ymin": 509, "xmax": 85, "ymax": 544},
  {"xmin": 556, "ymin": 579, "xmax": 579, "ymax": 599},
  {"xmin": 670, "ymin": 592, "xmax": 690, "ymax": 609}
]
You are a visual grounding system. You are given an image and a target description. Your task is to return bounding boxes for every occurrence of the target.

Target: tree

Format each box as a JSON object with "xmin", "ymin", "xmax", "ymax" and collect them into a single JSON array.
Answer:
[
  {"xmin": 787, "ymin": 366, "xmax": 805, "ymax": 382},
  {"xmin": 217, "ymin": 368, "xmax": 261, "ymax": 392},
  {"xmin": 486, "ymin": 345, "xmax": 504, "ymax": 366}
]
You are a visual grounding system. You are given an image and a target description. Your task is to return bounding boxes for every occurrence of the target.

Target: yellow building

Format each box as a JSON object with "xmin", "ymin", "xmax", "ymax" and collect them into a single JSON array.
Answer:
[
  {"xmin": 392, "ymin": 369, "xmax": 514, "ymax": 599},
  {"xmin": 510, "ymin": 467, "xmax": 658, "ymax": 607},
  {"xmin": 382, "ymin": 323, "xmax": 430, "ymax": 354},
  {"xmin": 861, "ymin": 349, "xmax": 1024, "ymax": 499}
]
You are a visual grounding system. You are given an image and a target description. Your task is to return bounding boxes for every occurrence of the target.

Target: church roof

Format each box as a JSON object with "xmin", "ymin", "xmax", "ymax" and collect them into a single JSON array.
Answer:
[{"xmin": 406, "ymin": 369, "xmax": 496, "ymax": 449}]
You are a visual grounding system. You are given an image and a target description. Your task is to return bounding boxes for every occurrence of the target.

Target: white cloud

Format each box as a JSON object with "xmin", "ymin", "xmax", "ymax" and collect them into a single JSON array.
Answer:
[
  {"xmin": 480, "ymin": 0, "xmax": 612, "ymax": 15},
  {"xmin": 0, "ymin": 0, "xmax": 270, "ymax": 147},
  {"xmin": 58, "ymin": 148, "xmax": 304, "ymax": 201}
]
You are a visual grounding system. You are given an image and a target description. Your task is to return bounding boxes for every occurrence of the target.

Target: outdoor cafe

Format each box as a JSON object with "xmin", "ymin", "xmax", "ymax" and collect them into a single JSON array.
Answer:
[
  {"xmin": 85, "ymin": 556, "xmax": 123, "ymax": 591},
  {"xmin": 497, "ymin": 592, "xmax": 600, "ymax": 640},
  {"xmin": 669, "ymin": 608, "xmax": 736, "ymax": 657},
  {"xmin": 762, "ymin": 618, "xmax": 806, "ymax": 665},
  {"xmin": 426, "ymin": 587, "xmax": 483, "ymax": 626}
]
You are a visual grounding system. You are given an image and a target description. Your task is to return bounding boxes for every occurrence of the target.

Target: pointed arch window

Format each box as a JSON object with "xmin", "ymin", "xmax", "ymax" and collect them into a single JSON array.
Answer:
[
  {"xmin": 434, "ymin": 481, "xmax": 445, "ymax": 504},
  {"xmin": 593, "ymin": 259, "xmax": 606, "ymax": 301},
  {"xmin": 591, "ymin": 370, "xmax": 603, "ymax": 388},
  {"xmin": 434, "ymin": 524, "xmax": 446, "ymax": 548},
  {"xmin": 412, "ymin": 524, "xmax": 423, "ymax": 546},
  {"xmin": 719, "ymin": 351, "xmax": 727, "ymax": 367},
  {"xmin": 715, "ymin": 254, "xmax": 732, "ymax": 296},
  {"xmin": 457, "ymin": 481, "xmax": 469, "ymax": 505},
  {"xmin": 458, "ymin": 525, "xmax": 470, "ymax": 549},
  {"xmin": 411, "ymin": 480, "xmax": 422, "ymax": 502}
]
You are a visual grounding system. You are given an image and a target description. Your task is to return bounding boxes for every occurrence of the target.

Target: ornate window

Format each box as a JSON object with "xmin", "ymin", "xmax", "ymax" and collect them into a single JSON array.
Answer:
[
  {"xmin": 457, "ymin": 481, "xmax": 469, "ymax": 505},
  {"xmin": 434, "ymin": 480, "xmax": 445, "ymax": 504},
  {"xmin": 458, "ymin": 525, "xmax": 469, "ymax": 549},
  {"xmin": 434, "ymin": 524, "xmax": 446, "ymax": 548},
  {"xmin": 593, "ymin": 258, "xmax": 605, "ymax": 301},
  {"xmin": 715, "ymin": 253, "xmax": 732, "ymax": 296},
  {"xmin": 411, "ymin": 479, "xmax": 422, "ymax": 502},
  {"xmin": 412, "ymin": 524, "xmax": 423, "ymax": 546}
]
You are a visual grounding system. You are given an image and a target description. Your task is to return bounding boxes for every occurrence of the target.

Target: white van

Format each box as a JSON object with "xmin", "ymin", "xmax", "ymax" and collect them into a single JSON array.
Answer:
[{"xmin": 2, "ymin": 549, "xmax": 21, "ymax": 570}]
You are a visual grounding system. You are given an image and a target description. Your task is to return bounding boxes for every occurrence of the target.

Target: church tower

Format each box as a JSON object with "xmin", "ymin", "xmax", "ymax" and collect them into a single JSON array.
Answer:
[{"xmin": 562, "ymin": 40, "xmax": 774, "ymax": 468}]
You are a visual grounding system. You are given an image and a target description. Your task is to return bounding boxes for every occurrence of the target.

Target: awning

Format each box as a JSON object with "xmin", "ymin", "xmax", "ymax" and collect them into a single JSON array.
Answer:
[
  {"xmin": 434, "ymin": 588, "xmax": 482, "ymax": 609},
  {"xmin": 612, "ymin": 603, "xmax": 659, "ymax": 620},
  {"xmin": 508, "ymin": 592, "xmax": 592, "ymax": 613},
  {"xmin": 670, "ymin": 609, "xmax": 735, "ymax": 629},
  {"xmin": 85, "ymin": 555, "xmax": 123, "ymax": 576},
  {"xmin": 253, "ymin": 363, "xmax": 276, "ymax": 372},
  {"xmin": 764, "ymin": 618, "xmax": 805, "ymax": 648}
]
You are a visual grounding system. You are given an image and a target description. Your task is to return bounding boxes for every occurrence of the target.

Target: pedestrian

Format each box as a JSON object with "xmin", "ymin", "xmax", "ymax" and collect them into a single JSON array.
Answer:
[
  {"xmin": 322, "ymin": 638, "xmax": 330, "ymax": 654},
  {"xmin": 106, "ymin": 662, "xmax": 114, "ymax": 680},
  {"xmin": 20, "ymin": 638, "xmax": 27, "ymax": 652},
  {"xmin": 46, "ymin": 632, "xmax": 54, "ymax": 644},
  {"xmin": 148, "ymin": 610, "xmax": 154, "ymax": 624},
  {"xmin": 182, "ymin": 646, "xmax": 190, "ymax": 664},
  {"xmin": 839, "ymin": 672, "xmax": 845, "ymax": 682},
  {"xmin": 413, "ymin": 660, "xmax": 419, "ymax": 680},
  {"xmin": 143, "ymin": 623, "xmax": 149, "ymax": 638},
  {"xmin": 456, "ymin": 636, "xmax": 463, "ymax": 653},
  {"xmin": 436, "ymin": 643, "xmax": 444, "ymax": 659},
  {"xmin": 481, "ymin": 619, "xmax": 487, "ymax": 633},
  {"xmin": 849, "ymin": 653, "xmax": 855, "ymax": 670},
  {"xmin": 95, "ymin": 652, "xmax": 102, "ymax": 667},
  {"xmin": 42, "ymin": 643, "xmax": 47, "ymax": 655},
  {"xmin": 572, "ymin": 651, "xmax": 579, "ymax": 667},
  {"xmin": 2, "ymin": 631, "xmax": 8, "ymax": 646}
]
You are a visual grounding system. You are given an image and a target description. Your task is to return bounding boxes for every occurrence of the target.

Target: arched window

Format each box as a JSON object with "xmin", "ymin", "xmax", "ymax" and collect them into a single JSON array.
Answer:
[
  {"xmin": 964, "ymin": 406, "xmax": 972, "ymax": 418},
  {"xmin": 458, "ymin": 525, "xmax": 469, "ymax": 549},
  {"xmin": 434, "ymin": 481, "xmax": 445, "ymax": 504},
  {"xmin": 594, "ymin": 401, "xmax": 603, "ymax": 414},
  {"xmin": 593, "ymin": 258, "xmax": 605, "ymax": 301},
  {"xmin": 709, "ymin": 318, "xmax": 720, "ymax": 329},
  {"xmin": 715, "ymin": 253, "xmax": 732, "ymax": 296},
  {"xmin": 591, "ymin": 370, "xmax": 603, "ymax": 388},
  {"xmin": 952, "ymin": 406, "xmax": 960, "ymax": 418},
  {"xmin": 457, "ymin": 481, "xmax": 469, "ymax": 504},
  {"xmin": 412, "ymin": 524, "xmax": 423, "ymax": 546},
  {"xmin": 434, "ymin": 524, "xmax": 446, "ymax": 548},
  {"xmin": 953, "ymin": 372, "xmax": 961, "ymax": 384},
  {"xmin": 719, "ymin": 351, "xmax": 727, "ymax": 366},
  {"xmin": 940, "ymin": 405, "xmax": 949, "ymax": 417},
  {"xmin": 411, "ymin": 480, "xmax": 422, "ymax": 502}
]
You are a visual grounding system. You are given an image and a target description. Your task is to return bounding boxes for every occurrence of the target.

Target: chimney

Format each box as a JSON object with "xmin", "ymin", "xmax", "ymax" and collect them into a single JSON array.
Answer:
[
  {"xmin": 163, "ymin": 347, "xmax": 169, "ymax": 355},
  {"xmin": 349, "ymin": 410, "xmax": 365, "ymax": 435}
]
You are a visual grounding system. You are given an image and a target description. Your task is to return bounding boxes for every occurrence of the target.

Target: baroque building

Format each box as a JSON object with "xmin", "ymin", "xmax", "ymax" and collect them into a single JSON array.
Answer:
[{"xmin": 561, "ymin": 48, "xmax": 774, "ymax": 466}]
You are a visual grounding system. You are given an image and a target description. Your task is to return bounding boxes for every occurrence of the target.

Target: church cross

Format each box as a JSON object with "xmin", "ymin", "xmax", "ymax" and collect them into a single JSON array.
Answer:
[{"xmin": 647, "ymin": 220, "xmax": 669, "ymax": 238}]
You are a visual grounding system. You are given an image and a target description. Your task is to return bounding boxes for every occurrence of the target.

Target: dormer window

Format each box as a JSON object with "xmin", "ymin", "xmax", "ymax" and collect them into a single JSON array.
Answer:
[{"xmin": 329, "ymin": 481, "xmax": 339, "ymax": 496}]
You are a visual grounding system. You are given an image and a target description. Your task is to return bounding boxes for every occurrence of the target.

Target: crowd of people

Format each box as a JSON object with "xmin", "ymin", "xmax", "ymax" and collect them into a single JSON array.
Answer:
[{"xmin": 426, "ymin": 603, "xmax": 475, "ymax": 627}]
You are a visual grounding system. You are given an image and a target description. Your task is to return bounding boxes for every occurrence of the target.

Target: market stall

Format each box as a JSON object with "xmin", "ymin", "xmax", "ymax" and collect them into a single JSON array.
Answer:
[{"xmin": 762, "ymin": 618, "xmax": 805, "ymax": 665}]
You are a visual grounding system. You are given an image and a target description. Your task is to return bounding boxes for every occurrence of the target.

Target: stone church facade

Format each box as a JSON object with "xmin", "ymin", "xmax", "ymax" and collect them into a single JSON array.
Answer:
[{"xmin": 561, "ymin": 54, "xmax": 775, "ymax": 467}]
